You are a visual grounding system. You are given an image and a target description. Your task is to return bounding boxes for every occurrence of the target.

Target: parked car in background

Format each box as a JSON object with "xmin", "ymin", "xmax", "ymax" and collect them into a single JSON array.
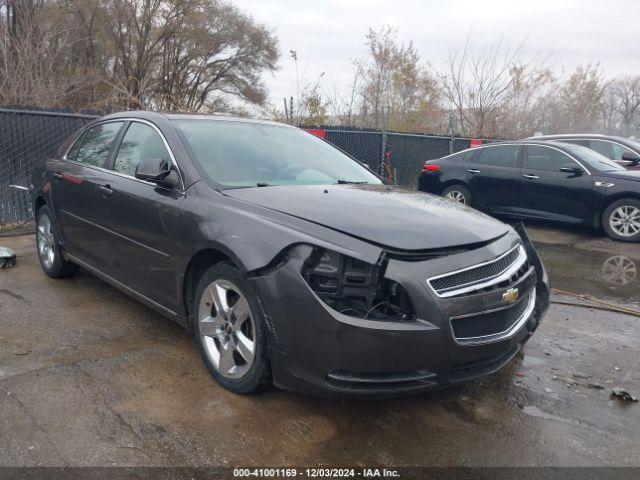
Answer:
[
  {"xmin": 527, "ymin": 134, "xmax": 640, "ymax": 170},
  {"xmin": 418, "ymin": 140, "xmax": 640, "ymax": 242},
  {"xmin": 30, "ymin": 111, "xmax": 550, "ymax": 398}
]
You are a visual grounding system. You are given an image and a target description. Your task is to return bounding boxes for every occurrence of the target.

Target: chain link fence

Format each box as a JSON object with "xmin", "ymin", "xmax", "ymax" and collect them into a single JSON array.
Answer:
[
  {"xmin": 0, "ymin": 108, "xmax": 492, "ymax": 226},
  {"xmin": 304, "ymin": 126, "xmax": 492, "ymax": 188},
  {"xmin": 0, "ymin": 109, "xmax": 97, "ymax": 227}
]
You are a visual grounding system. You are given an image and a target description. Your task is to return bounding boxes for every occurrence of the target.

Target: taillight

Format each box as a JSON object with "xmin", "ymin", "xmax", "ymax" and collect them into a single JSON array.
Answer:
[{"xmin": 423, "ymin": 164, "xmax": 440, "ymax": 171}]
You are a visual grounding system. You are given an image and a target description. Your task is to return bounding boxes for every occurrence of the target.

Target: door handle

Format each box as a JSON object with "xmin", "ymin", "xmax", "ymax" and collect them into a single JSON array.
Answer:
[
  {"xmin": 98, "ymin": 184, "xmax": 114, "ymax": 196},
  {"xmin": 467, "ymin": 169, "xmax": 480, "ymax": 174},
  {"xmin": 52, "ymin": 171, "xmax": 63, "ymax": 180},
  {"xmin": 522, "ymin": 174, "xmax": 539, "ymax": 179}
]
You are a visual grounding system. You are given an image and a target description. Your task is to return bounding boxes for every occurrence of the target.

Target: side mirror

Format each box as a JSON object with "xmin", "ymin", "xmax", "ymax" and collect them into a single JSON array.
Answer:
[
  {"xmin": 621, "ymin": 151, "xmax": 640, "ymax": 166},
  {"xmin": 135, "ymin": 158, "xmax": 180, "ymax": 188},
  {"xmin": 560, "ymin": 163, "xmax": 584, "ymax": 175}
]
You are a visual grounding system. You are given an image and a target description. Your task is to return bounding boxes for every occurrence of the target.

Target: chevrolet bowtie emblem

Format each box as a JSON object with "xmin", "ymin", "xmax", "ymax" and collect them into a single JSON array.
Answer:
[{"xmin": 503, "ymin": 288, "xmax": 519, "ymax": 304}]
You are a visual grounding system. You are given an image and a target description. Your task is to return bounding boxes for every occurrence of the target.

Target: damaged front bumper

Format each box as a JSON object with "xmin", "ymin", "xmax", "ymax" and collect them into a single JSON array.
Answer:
[{"xmin": 249, "ymin": 225, "xmax": 550, "ymax": 398}]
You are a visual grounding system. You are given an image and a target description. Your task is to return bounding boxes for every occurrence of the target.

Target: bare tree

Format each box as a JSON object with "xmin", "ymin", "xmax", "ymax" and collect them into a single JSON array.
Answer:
[
  {"xmin": 0, "ymin": 1, "xmax": 84, "ymax": 107},
  {"xmin": 549, "ymin": 64, "xmax": 607, "ymax": 133},
  {"xmin": 608, "ymin": 76, "xmax": 640, "ymax": 136},
  {"xmin": 442, "ymin": 34, "xmax": 553, "ymax": 138},
  {"xmin": 354, "ymin": 26, "xmax": 444, "ymax": 132},
  {"xmin": 0, "ymin": 0, "xmax": 279, "ymax": 112}
]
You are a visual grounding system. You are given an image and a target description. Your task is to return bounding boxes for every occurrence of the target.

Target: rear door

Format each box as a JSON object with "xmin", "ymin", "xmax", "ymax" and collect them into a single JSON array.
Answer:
[
  {"xmin": 96, "ymin": 120, "xmax": 185, "ymax": 311},
  {"xmin": 467, "ymin": 144, "xmax": 523, "ymax": 213},
  {"xmin": 519, "ymin": 144, "xmax": 594, "ymax": 223},
  {"xmin": 50, "ymin": 121, "xmax": 124, "ymax": 269}
]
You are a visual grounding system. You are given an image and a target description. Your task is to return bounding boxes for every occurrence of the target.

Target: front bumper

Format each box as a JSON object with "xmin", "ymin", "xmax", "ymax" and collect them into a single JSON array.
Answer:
[{"xmin": 249, "ymin": 227, "xmax": 550, "ymax": 398}]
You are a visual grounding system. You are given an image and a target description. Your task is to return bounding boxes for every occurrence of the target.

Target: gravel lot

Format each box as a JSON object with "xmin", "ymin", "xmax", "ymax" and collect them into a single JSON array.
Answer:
[{"xmin": 0, "ymin": 223, "xmax": 639, "ymax": 467}]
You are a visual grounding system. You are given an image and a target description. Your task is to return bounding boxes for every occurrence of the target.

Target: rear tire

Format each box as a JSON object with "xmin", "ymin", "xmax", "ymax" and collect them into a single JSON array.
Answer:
[
  {"xmin": 36, "ymin": 206, "xmax": 78, "ymax": 278},
  {"xmin": 602, "ymin": 198, "xmax": 640, "ymax": 242},
  {"xmin": 442, "ymin": 184, "xmax": 472, "ymax": 206},
  {"xmin": 193, "ymin": 263, "xmax": 272, "ymax": 394}
]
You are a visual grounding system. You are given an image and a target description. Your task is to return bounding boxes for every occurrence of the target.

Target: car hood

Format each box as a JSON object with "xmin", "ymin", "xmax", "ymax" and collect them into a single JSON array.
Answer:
[{"xmin": 222, "ymin": 184, "xmax": 510, "ymax": 251}]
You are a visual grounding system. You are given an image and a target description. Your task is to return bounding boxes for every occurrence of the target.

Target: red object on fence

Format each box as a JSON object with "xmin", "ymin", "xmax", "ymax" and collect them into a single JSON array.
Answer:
[
  {"xmin": 470, "ymin": 139, "xmax": 483, "ymax": 147},
  {"xmin": 305, "ymin": 129, "xmax": 326, "ymax": 139}
]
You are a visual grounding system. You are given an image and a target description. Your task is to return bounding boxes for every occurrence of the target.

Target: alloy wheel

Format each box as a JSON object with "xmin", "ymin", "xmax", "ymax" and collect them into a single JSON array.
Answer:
[
  {"xmin": 609, "ymin": 205, "xmax": 640, "ymax": 237},
  {"xmin": 37, "ymin": 213, "xmax": 55, "ymax": 269},
  {"xmin": 445, "ymin": 190, "xmax": 466, "ymax": 204},
  {"xmin": 198, "ymin": 279, "xmax": 256, "ymax": 379}
]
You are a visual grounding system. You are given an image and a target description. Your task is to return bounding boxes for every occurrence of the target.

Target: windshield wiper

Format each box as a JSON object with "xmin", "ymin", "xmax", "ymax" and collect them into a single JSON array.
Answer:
[
  {"xmin": 335, "ymin": 180, "xmax": 369, "ymax": 185},
  {"xmin": 256, "ymin": 182, "xmax": 271, "ymax": 187}
]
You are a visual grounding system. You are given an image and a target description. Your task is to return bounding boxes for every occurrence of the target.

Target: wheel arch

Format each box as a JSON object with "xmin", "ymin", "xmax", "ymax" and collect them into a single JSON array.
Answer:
[
  {"xmin": 182, "ymin": 245, "xmax": 246, "ymax": 331},
  {"xmin": 442, "ymin": 179, "xmax": 472, "ymax": 191},
  {"xmin": 34, "ymin": 196, "xmax": 47, "ymax": 215},
  {"xmin": 599, "ymin": 192, "xmax": 640, "ymax": 227}
]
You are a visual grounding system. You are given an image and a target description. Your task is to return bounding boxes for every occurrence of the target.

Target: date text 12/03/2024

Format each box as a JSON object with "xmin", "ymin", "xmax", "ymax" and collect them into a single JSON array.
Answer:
[{"xmin": 233, "ymin": 468, "xmax": 401, "ymax": 478}]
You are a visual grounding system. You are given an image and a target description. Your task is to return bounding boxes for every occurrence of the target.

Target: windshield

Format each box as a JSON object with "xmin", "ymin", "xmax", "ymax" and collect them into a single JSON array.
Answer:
[
  {"xmin": 627, "ymin": 138, "xmax": 640, "ymax": 151},
  {"xmin": 173, "ymin": 120, "xmax": 381, "ymax": 187},
  {"xmin": 564, "ymin": 145, "xmax": 626, "ymax": 172}
]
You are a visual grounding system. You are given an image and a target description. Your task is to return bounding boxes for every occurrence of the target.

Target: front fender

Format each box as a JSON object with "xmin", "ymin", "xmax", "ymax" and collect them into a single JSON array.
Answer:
[{"xmin": 182, "ymin": 184, "xmax": 383, "ymax": 275}]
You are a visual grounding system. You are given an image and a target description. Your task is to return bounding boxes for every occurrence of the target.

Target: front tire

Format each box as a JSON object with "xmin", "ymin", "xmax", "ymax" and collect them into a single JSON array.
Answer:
[
  {"xmin": 36, "ymin": 206, "xmax": 78, "ymax": 278},
  {"xmin": 603, "ymin": 198, "xmax": 640, "ymax": 242},
  {"xmin": 193, "ymin": 263, "xmax": 271, "ymax": 394},
  {"xmin": 442, "ymin": 184, "xmax": 472, "ymax": 206}
]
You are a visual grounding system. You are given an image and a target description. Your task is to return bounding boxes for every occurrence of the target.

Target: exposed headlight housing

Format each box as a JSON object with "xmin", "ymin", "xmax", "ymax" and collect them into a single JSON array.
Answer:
[{"xmin": 300, "ymin": 246, "xmax": 415, "ymax": 321}]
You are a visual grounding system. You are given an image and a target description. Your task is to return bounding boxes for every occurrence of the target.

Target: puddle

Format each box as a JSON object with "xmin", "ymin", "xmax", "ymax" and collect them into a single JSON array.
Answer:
[
  {"xmin": 522, "ymin": 355, "xmax": 545, "ymax": 367},
  {"xmin": 522, "ymin": 405, "xmax": 585, "ymax": 427},
  {"xmin": 534, "ymin": 242, "xmax": 640, "ymax": 307}
]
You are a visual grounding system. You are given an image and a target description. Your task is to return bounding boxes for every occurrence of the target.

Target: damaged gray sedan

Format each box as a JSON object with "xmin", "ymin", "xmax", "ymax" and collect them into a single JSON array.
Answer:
[{"xmin": 31, "ymin": 111, "xmax": 550, "ymax": 397}]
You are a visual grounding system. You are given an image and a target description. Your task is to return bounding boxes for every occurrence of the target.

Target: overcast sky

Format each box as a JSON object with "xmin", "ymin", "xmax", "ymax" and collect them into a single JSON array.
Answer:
[{"xmin": 234, "ymin": 0, "xmax": 640, "ymax": 107}]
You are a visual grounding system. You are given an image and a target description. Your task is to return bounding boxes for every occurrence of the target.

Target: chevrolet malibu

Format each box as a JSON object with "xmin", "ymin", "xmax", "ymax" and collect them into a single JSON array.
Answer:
[{"xmin": 31, "ymin": 112, "xmax": 550, "ymax": 397}]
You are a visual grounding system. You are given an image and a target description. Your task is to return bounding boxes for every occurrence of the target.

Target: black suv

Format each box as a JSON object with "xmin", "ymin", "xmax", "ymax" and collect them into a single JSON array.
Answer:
[
  {"xmin": 31, "ymin": 112, "xmax": 549, "ymax": 397},
  {"xmin": 419, "ymin": 140, "xmax": 640, "ymax": 242}
]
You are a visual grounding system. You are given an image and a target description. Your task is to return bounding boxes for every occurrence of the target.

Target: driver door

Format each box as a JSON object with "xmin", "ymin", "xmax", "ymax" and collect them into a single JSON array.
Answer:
[
  {"xmin": 96, "ymin": 121, "xmax": 185, "ymax": 311},
  {"xmin": 519, "ymin": 145, "xmax": 594, "ymax": 223}
]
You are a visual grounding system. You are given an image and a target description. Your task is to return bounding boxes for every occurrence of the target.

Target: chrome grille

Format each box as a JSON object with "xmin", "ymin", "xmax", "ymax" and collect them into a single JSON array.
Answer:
[
  {"xmin": 428, "ymin": 245, "xmax": 526, "ymax": 297},
  {"xmin": 450, "ymin": 289, "xmax": 535, "ymax": 345}
]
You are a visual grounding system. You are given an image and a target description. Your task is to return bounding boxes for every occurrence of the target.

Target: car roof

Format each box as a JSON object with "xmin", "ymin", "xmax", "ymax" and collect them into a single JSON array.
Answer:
[
  {"xmin": 99, "ymin": 110, "xmax": 292, "ymax": 128},
  {"xmin": 477, "ymin": 140, "xmax": 579, "ymax": 149},
  {"xmin": 524, "ymin": 133, "xmax": 629, "ymax": 142}
]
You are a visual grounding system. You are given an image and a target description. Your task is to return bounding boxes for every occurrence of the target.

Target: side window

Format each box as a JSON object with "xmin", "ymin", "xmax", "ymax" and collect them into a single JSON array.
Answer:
[
  {"xmin": 589, "ymin": 140, "xmax": 614, "ymax": 159},
  {"xmin": 72, "ymin": 122, "xmax": 123, "ymax": 167},
  {"xmin": 527, "ymin": 145, "xmax": 576, "ymax": 171},
  {"xmin": 65, "ymin": 133, "xmax": 85, "ymax": 162},
  {"xmin": 475, "ymin": 145, "xmax": 521, "ymax": 167},
  {"xmin": 113, "ymin": 122, "xmax": 173, "ymax": 177},
  {"xmin": 611, "ymin": 143, "xmax": 635, "ymax": 161}
]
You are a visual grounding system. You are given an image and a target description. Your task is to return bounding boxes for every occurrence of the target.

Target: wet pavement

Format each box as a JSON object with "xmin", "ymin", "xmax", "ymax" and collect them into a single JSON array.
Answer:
[
  {"xmin": 0, "ymin": 225, "xmax": 639, "ymax": 467},
  {"xmin": 528, "ymin": 222, "xmax": 640, "ymax": 307}
]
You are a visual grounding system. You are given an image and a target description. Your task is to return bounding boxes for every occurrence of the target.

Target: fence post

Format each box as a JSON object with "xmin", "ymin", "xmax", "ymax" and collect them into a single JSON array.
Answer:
[
  {"xmin": 379, "ymin": 106, "xmax": 388, "ymax": 177},
  {"xmin": 448, "ymin": 112, "xmax": 454, "ymax": 155}
]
